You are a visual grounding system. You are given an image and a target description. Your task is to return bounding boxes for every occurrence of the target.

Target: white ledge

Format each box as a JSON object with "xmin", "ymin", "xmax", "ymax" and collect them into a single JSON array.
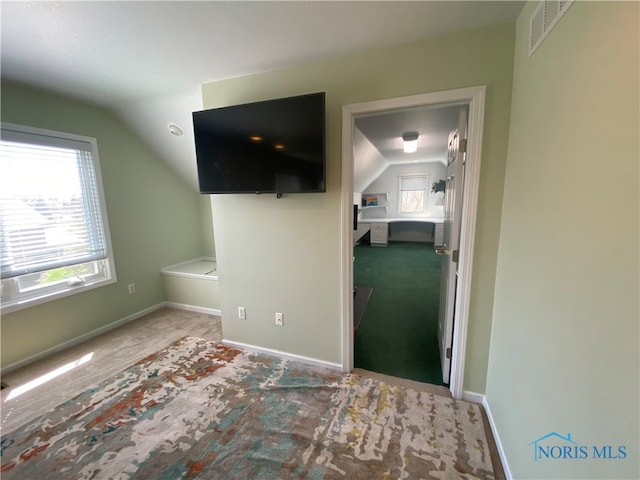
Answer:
[{"xmin": 358, "ymin": 217, "xmax": 444, "ymax": 223}]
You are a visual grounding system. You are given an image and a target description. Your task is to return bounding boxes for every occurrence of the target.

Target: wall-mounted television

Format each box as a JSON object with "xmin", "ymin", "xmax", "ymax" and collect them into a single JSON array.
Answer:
[{"xmin": 193, "ymin": 92, "xmax": 326, "ymax": 195}]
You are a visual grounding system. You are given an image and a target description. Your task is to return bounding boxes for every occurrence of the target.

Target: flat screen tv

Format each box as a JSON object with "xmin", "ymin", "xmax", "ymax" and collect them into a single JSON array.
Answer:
[{"xmin": 193, "ymin": 92, "xmax": 326, "ymax": 195}]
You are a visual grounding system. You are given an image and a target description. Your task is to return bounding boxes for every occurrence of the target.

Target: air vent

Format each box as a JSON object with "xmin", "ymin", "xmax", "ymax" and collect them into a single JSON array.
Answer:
[{"xmin": 529, "ymin": 0, "xmax": 574, "ymax": 57}]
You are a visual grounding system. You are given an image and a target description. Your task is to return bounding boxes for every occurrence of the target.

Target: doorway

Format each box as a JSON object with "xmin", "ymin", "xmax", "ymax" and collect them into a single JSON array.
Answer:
[
  {"xmin": 353, "ymin": 241, "xmax": 445, "ymax": 384},
  {"xmin": 340, "ymin": 86, "xmax": 486, "ymax": 399}
]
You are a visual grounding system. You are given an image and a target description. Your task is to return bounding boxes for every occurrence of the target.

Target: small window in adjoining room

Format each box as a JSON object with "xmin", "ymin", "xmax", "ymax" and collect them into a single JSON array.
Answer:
[
  {"xmin": 0, "ymin": 123, "xmax": 116, "ymax": 313},
  {"xmin": 399, "ymin": 175, "xmax": 429, "ymax": 215}
]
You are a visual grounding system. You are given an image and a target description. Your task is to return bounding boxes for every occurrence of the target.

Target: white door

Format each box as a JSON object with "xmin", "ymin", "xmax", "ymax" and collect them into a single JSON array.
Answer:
[{"xmin": 437, "ymin": 108, "xmax": 467, "ymax": 384}]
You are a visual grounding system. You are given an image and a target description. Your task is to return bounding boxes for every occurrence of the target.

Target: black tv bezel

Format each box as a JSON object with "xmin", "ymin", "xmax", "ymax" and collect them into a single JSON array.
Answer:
[{"xmin": 193, "ymin": 92, "xmax": 326, "ymax": 196}]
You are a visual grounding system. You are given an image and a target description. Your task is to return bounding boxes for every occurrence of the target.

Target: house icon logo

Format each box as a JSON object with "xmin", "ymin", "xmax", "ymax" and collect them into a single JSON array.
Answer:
[
  {"xmin": 528, "ymin": 432, "xmax": 583, "ymax": 461},
  {"xmin": 528, "ymin": 432, "xmax": 628, "ymax": 461}
]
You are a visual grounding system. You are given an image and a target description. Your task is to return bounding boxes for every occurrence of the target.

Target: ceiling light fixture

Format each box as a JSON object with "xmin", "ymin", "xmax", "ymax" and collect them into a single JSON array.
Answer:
[
  {"xmin": 167, "ymin": 123, "xmax": 184, "ymax": 136},
  {"xmin": 402, "ymin": 131, "xmax": 419, "ymax": 153}
]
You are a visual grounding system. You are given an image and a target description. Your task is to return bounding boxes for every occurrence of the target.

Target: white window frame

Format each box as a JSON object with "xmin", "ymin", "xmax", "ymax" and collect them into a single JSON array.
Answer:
[
  {"xmin": 398, "ymin": 174, "xmax": 430, "ymax": 216},
  {"xmin": 0, "ymin": 123, "xmax": 116, "ymax": 314}
]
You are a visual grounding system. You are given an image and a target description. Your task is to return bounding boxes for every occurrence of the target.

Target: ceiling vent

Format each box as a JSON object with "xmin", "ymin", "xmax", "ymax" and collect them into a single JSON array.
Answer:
[{"xmin": 529, "ymin": 0, "xmax": 574, "ymax": 57}]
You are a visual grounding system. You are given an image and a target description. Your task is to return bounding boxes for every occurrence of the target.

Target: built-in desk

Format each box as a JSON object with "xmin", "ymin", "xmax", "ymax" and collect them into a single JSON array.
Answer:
[{"xmin": 356, "ymin": 217, "xmax": 444, "ymax": 245}]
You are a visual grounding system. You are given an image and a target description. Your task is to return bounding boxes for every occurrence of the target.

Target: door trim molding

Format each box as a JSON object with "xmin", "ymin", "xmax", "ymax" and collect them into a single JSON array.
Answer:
[{"xmin": 340, "ymin": 86, "xmax": 486, "ymax": 399}]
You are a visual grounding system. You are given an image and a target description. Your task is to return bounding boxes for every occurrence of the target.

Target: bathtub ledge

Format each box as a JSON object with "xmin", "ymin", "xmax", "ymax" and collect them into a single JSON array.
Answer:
[{"xmin": 161, "ymin": 257, "xmax": 218, "ymax": 280}]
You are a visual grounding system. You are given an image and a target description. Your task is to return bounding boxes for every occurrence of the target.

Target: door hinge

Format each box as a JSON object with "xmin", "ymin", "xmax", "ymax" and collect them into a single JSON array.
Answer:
[
  {"xmin": 459, "ymin": 138, "xmax": 467, "ymax": 153},
  {"xmin": 446, "ymin": 347, "xmax": 452, "ymax": 359},
  {"xmin": 452, "ymin": 250, "xmax": 459, "ymax": 263}
]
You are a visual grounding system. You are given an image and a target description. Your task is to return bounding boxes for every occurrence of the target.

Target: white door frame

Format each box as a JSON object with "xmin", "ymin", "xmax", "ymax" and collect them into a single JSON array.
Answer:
[{"xmin": 340, "ymin": 86, "xmax": 486, "ymax": 399}]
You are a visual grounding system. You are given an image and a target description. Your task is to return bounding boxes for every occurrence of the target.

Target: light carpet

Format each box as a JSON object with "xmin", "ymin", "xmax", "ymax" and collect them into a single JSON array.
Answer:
[{"xmin": 1, "ymin": 336, "xmax": 495, "ymax": 479}]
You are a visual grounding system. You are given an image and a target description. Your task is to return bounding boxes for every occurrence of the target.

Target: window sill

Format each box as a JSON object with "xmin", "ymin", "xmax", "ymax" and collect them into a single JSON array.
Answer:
[{"xmin": 1, "ymin": 277, "xmax": 116, "ymax": 315}]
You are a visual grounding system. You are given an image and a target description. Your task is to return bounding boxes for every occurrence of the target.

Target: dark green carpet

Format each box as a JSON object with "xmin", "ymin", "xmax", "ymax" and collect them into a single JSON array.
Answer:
[{"xmin": 354, "ymin": 241, "xmax": 444, "ymax": 385}]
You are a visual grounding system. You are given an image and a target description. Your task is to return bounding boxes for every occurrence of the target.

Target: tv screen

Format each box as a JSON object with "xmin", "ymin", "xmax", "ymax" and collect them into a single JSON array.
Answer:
[{"xmin": 193, "ymin": 92, "xmax": 326, "ymax": 195}]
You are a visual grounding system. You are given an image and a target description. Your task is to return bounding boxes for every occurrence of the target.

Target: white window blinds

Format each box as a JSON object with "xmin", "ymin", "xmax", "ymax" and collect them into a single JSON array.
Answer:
[
  {"xmin": 400, "ymin": 176, "xmax": 429, "ymax": 191},
  {"xmin": 0, "ymin": 126, "xmax": 109, "ymax": 279},
  {"xmin": 400, "ymin": 175, "xmax": 429, "ymax": 214}
]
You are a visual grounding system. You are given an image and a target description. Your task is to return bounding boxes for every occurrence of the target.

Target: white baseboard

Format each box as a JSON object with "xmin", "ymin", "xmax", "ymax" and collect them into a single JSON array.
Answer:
[
  {"xmin": 1, "ymin": 303, "xmax": 166, "ymax": 375},
  {"xmin": 482, "ymin": 395, "xmax": 513, "ymax": 480},
  {"xmin": 462, "ymin": 390, "xmax": 485, "ymax": 404},
  {"xmin": 164, "ymin": 302, "xmax": 221, "ymax": 316},
  {"xmin": 221, "ymin": 339, "xmax": 342, "ymax": 371}
]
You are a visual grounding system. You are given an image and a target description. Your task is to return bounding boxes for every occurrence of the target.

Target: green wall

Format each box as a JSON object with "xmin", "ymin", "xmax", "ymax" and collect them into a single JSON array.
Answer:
[
  {"xmin": 1, "ymin": 82, "xmax": 206, "ymax": 367},
  {"xmin": 486, "ymin": 2, "xmax": 639, "ymax": 478},
  {"xmin": 202, "ymin": 23, "xmax": 516, "ymax": 389},
  {"xmin": 200, "ymin": 196, "xmax": 216, "ymax": 258}
]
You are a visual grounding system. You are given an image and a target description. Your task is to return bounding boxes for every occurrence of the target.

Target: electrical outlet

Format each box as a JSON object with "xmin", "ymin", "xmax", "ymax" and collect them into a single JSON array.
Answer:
[
  {"xmin": 128, "ymin": 283, "xmax": 136, "ymax": 294},
  {"xmin": 238, "ymin": 306, "xmax": 246, "ymax": 319},
  {"xmin": 275, "ymin": 312, "xmax": 284, "ymax": 326}
]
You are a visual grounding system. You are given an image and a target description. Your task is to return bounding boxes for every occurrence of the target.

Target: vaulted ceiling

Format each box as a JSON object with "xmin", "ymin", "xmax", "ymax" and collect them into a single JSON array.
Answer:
[
  {"xmin": 353, "ymin": 105, "xmax": 462, "ymax": 192},
  {"xmin": 1, "ymin": 1, "xmax": 524, "ymax": 190}
]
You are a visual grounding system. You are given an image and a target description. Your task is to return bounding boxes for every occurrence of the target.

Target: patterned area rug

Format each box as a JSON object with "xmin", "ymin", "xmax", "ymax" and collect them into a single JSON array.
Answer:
[{"xmin": 1, "ymin": 337, "xmax": 495, "ymax": 479}]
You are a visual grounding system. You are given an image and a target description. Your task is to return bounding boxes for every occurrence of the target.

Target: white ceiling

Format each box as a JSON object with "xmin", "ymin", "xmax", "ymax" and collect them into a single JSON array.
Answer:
[
  {"xmin": 1, "ymin": 1, "xmax": 524, "ymax": 190},
  {"xmin": 355, "ymin": 105, "xmax": 463, "ymax": 163}
]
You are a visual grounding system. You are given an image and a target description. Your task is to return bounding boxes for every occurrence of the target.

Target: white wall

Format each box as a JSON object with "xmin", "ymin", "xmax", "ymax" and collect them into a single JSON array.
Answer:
[
  {"xmin": 353, "ymin": 127, "xmax": 387, "ymax": 193},
  {"xmin": 361, "ymin": 162, "xmax": 446, "ymax": 219},
  {"xmin": 486, "ymin": 2, "xmax": 639, "ymax": 478}
]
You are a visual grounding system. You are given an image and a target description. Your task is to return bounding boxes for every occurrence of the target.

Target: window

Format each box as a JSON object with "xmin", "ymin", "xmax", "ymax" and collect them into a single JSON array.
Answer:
[
  {"xmin": 0, "ymin": 123, "xmax": 116, "ymax": 313},
  {"xmin": 399, "ymin": 175, "xmax": 429, "ymax": 214}
]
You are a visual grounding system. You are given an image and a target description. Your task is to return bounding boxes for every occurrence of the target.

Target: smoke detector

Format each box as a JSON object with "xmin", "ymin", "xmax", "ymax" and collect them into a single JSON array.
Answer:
[{"xmin": 167, "ymin": 123, "xmax": 184, "ymax": 136}]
